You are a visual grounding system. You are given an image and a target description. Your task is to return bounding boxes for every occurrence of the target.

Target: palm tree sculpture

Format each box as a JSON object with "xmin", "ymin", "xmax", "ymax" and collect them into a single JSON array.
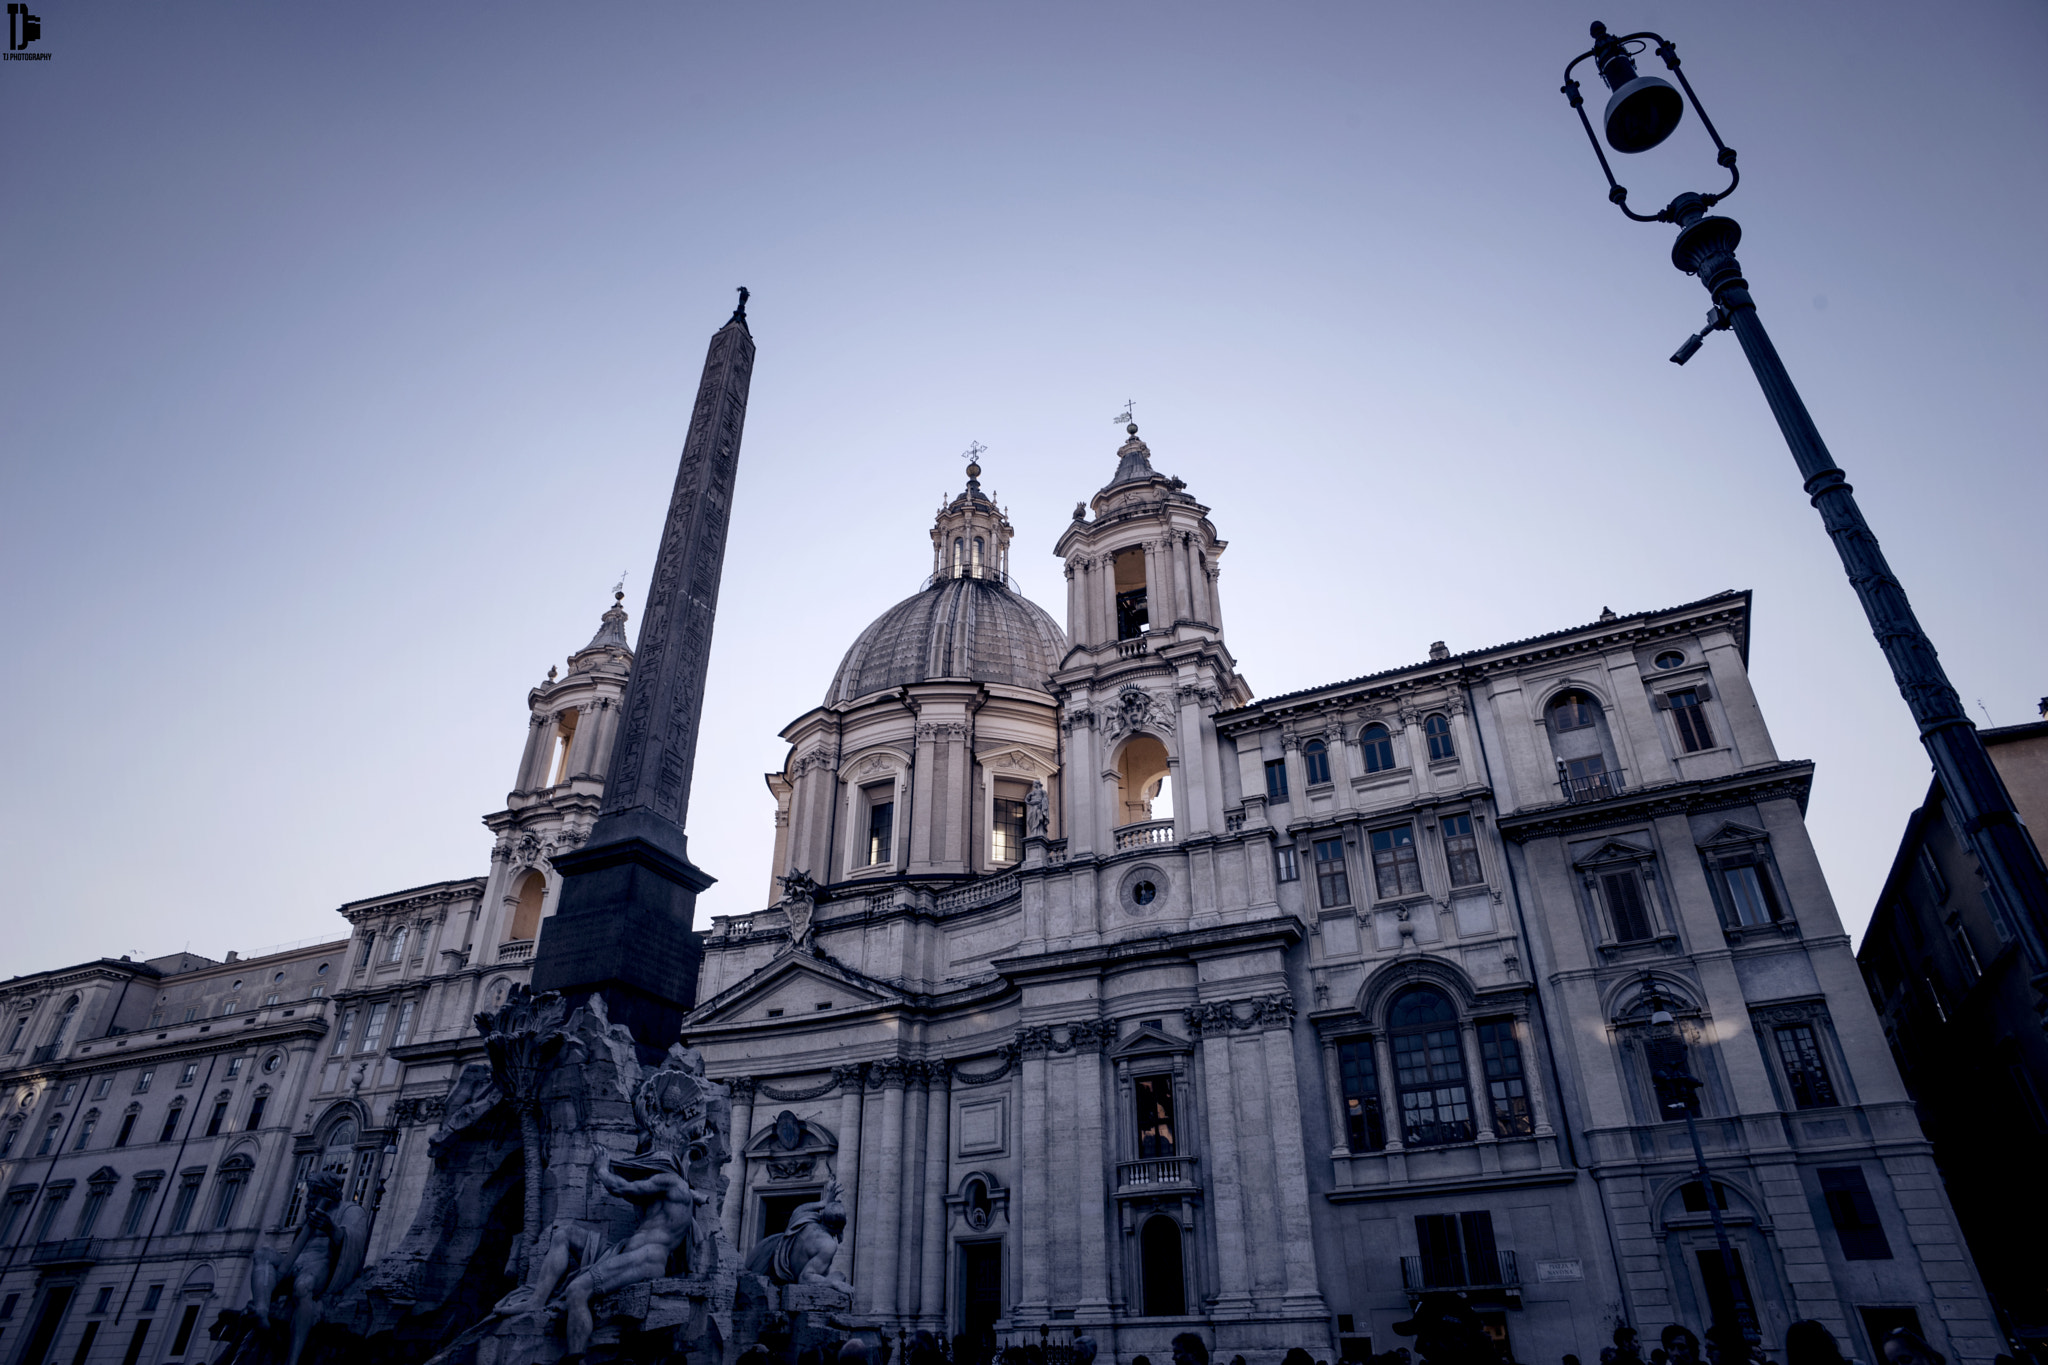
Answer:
[{"xmin": 476, "ymin": 984, "xmax": 572, "ymax": 1263}]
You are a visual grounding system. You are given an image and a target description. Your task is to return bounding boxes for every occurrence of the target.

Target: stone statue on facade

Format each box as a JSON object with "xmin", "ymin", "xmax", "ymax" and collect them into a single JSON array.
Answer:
[
  {"xmin": 743, "ymin": 1180, "xmax": 850, "ymax": 1286},
  {"xmin": 556, "ymin": 1147, "xmax": 711, "ymax": 1357},
  {"xmin": 214, "ymin": 1171, "xmax": 371, "ymax": 1365},
  {"xmin": 779, "ymin": 868, "xmax": 821, "ymax": 954},
  {"xmin": 1025, "ymin": 781, "xmax": 1050, "ymax": 837}
]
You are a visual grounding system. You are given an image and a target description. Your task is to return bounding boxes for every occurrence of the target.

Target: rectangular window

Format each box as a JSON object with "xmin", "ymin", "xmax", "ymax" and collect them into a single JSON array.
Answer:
[
  {"xmin": 1602, "ymin": 871, "xmax": 1655, "ymax": 942},
  {"xmin": 1314, "ymin": 838, "xmax": 1351, "ymax": 908},
  {"xmin": 179, "ymin": 1063, "xmax": 197, "ymax": 1085},
  {"xmin": 246, "ymin": 1096, "xmax": 267, "ymax": 1131},
  {"xmin": 1774, "ymin": 1023, "xmax": 1839, "ymax": 1109},
  {"xmin": 169, "ymin": 1302, "xmax": 202, "ymax": 1357},
  {"xmin": 94, "ymin": 1077, "xmax": 112, "ymax": 1099},
  {"xmin": 1264, "ymin": 759, "xmax": 1289, "ymax": 802},
  {"xmin": 120, "ymin": 1184, "xmax": 153, "ymax": 1237},
  {"xmin": 1442, "ymin": 814, "xmax": 1484, "ymax": 888},
  {"xmin": 212, "ymin": 1178, "xmax": 242, "ymax": 1229},
  {"xmin": 1415, "ymin": 1213, "xmax": 1466, "ymax": 1288},
  {"xmin": 332, "ymin": 1010, "xmax": 357, "ymax": 1056},
  {"xmin": 1951, "ymin": 923, "xmax": 1983, "ymax": 981},
  {"xmin": 1337, "ymin": 1039, "xmax": 1385, "ymax": 1152},
  {"xmin": 73, "ymin": 1117, "xmax": 97, "ymax": 1150},
  {"xmin": 1478, "ymin": 1020, "xmax": 1533, "ymax": 1136},
  {"xmin": 1722, "ymin": 862, "xmax": 1780, "ymax": 926},
  {"xmin": 142, "ymin": 1286, "xmax": 162, "ymax": 1313},
  {"xmin": 76, "ymin": 1185, "xmax": 109, "ymax": 1236},
  {"xmin": 167, "ymin": 1176, "xmax": 202, "ymax": 1233},
  {"xmin": 1669, "ymin": 690, "xmax": 1715, "ymax": 751},
  {"xmin": 991, "ymin": 798, "xmax": 1027, "ymax": 864},
  {"xmin": 391, "ymin": 1001, "xmax": 416, "ymax": 1048},
  {"xmin": 136, "ymin": 1070, "xmax": 153, "ymax": 1094},
  {"xmin": 1394, "ymin": 1028, "xmax": 1473, "ymax": 1146},
  {"xmin": 360, "ymin": 1001, "xmax": 389, "ymax": 1052},
  {"xmin": 0, "ymin": 1192, "xmax": 31, "ymax": 1244},
  {"xmin": 6, "ymin": 1018, "xmax": 25, "ymax": 1051},
  {"xmin": 34, "ymin": 1190, "xmax": 69, "ymax": 1241},
  {"xmin": 1274, "ymin": 846, "xmax": 1298, "ymax": 883},
  {"xmin": 182, "ymin": 1007, "xmax": 197, "ymax": 1023},
  {"xmin": 93, "ymin": 1287, "xmax": 113, "ymax": 1314},
  {"xmin": 122, "ymin": 1320, "xmax": 154, "ymax": 1365},
  {"xmin": 1917, "ymin": 847, "xmax": 1948, "ymax": 903},
  {"xmin": 115, "ymin": 1113, "xmax": 136, "ymax": 1147},
  {"xmin": 1133, "ymin": 1074, "xmax": 1177, "ymax": 1158},
  {"xmin": 1819, "ymin": 1166, "xmax": 1893, "ymax": 1260},
  {"xmin": 866, "ymin": 798, "xmax": 895, "ymax": 867},
  {"xmin": 1371, "ymin": 826, "xmax": 1424, "ymax": 899},
  {"xmin": 159, "ymin": 1108, "xmax": 181, "ymax": 1144},
  {"xmin": 225, "ymin": 1058, "xmax": 241, "ymax": 1079},
  {"xmin": 205, "ymin": 1102, "xmax": 229, "ymax": 1138}
]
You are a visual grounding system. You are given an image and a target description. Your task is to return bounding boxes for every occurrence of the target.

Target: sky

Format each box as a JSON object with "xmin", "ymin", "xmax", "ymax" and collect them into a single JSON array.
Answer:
[{"xmin": 2, "ymin": 2, "xmax": 2043, "ymax": 972}]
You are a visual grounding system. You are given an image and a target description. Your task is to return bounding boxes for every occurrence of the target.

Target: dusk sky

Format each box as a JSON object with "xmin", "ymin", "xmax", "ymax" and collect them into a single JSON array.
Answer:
[{"xmin": 2, "ymin": 3, "xmax": 2042, "ymax": 972}]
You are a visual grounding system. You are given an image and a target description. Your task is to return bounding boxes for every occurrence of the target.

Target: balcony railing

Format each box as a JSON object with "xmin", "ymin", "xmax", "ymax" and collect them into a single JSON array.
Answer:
[
  {"xmin": 1558, "ymin": 768, "xmax": 1626, "ymax": 804},
  {"xmin": 1113, "ymin": 819, "xmax": 1176, "ymax": 852},
  {"xmin": 1224, "ymin": 808, "xmax": 1247, "ymax": 833},
  {"xmin": 31, "ymin": 1239, "xmax": 98, "ymax": 1267},
  {"xmin": 1399, "ymin": 1250, "xmax": 1519, "ymax": 1293},
  {"xmin": 1116, "ymin": 1156, "xmax": 1199, "ymax": 1189},
  {"xmin": 497, "ymin": 939, "xmax": 535, "ymax": 963},
  {"xmin": 1116, "ymin": 636, "xmax": 1149, "ymax": 659},
  {"xmin": 937, "ymin": 873, "xmax": 1020, "ymax": 914}
]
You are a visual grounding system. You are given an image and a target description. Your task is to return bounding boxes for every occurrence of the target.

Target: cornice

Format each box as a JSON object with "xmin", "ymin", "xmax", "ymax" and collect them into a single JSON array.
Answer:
[
  {"xmin": 0, "ymin": 1015, "xmax": 332, "ymax": 1082},
  {"xmin": 990, "ymin": 915, "xmax": 1303, "ymax": 981}
]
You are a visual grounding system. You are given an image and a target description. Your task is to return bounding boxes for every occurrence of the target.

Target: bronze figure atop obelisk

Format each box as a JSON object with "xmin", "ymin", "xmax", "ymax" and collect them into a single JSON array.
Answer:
[{"xmin": 532, "ymin": 289, "xmax": 754, "ymax": 1047}]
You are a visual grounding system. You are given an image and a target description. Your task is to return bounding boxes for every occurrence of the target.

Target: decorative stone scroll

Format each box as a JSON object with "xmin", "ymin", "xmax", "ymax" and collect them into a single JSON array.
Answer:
[{"xmin": 1183, "ymin": 992, "xmax": 1297, "ymax": 1036}]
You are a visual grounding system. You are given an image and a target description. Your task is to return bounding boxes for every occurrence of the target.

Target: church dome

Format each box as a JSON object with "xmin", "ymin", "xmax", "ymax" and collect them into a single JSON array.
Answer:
[{"xmin": 826, "ymin": 574, "xmax": 1068, "ymax": 705}]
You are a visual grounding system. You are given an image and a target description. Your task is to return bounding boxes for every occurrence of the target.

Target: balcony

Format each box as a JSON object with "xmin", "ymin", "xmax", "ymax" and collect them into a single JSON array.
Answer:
[
  {"xmin": 31, "ymin": 1239, "xmax": 98, "ymax": 1267},
  {"xmin": 1399, "ymin": 1250, "xmax": 1519, "ymax": 1295},
  {"xmin": 937, "ymin": 873, "xmax": 1020, "ymax": 914},
  {"xmin": 1558, "ymin": 768, "xmax": 1626, "ymax": 804},
  {"xmin": 1116, "ymin": 636, "xmax": 1148, "ymax": 659},
  {"xmin": 1113, "ymin": 819, "xmax": 1175, "ymax": 852},
  {"xmin": 497, "ymin": 939, "xmax": 535, "ymax": 963},
  {"xmin": 1115, "ymin": 1156, "xmax": 1199, "ymax": 1193}
]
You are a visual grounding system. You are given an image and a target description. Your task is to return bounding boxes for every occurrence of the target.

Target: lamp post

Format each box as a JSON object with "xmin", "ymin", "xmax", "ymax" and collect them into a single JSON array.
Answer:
[
  {"xmin": 1556, "ymin": 23, "xmax": 2048, "ymax": 987},
  {"xmin": 1643, "ymin": 996, "xmax": 1756, "ymax": 1345}
]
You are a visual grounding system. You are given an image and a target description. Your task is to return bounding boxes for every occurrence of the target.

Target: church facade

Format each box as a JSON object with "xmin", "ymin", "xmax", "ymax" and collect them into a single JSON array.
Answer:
[{"xmin": 681, "ymin": 429, "xmax": 1998, "ymax": 1365}]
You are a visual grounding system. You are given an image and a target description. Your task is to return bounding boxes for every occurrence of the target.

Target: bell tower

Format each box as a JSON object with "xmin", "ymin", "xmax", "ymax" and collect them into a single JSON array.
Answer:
[{"xmin": 1052, "ymin": 423, "xmax": 1249, "ymax": 860}]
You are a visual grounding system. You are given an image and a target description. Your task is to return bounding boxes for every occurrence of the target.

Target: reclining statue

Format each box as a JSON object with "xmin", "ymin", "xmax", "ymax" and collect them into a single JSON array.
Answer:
[{"xmin": 743, "ymin": 1180, "xmax": 850, "ymax": 1286}]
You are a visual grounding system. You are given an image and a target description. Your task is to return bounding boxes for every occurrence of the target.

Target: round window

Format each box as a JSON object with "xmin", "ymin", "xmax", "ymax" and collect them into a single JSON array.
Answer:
[
  {"xmin": 316, "ymin": 963, "xmax": 329, "ymax": 975},
  {"xmin": 262, "ymin": 1053, "xmax": 282, "ymax": 1073},
  {"xmin": 1654, "ymin": 650, "xmax": 1685, "ymax": 669},
  {"xmin": 231, "ymin": 980, "xmax": 242, "ymax": 990},
  {"xmin": 1131, "ymin": 881, "xmax": 1157, "ymax": 907},
  {"xmin": 273, "ymin": 972, "xmax": 285, "ymax": 983}
]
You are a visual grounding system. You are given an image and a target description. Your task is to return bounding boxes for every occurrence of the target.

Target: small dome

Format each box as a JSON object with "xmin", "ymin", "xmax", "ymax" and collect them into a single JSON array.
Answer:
[{"xmin": 827, "ymin": 576, "xmax": 1067, "ymax": 705}]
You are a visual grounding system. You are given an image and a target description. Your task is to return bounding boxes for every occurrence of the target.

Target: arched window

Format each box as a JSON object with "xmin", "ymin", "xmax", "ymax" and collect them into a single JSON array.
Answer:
[
  {"xmin": 386, "ymin": 927, "xmax": 408, "ymax": 963},
  {"xmin": 1139, "ymin": 1214, "xmax": 1186, "ymax": 1316},
  {"xmin": 1424, "ymin": 714, "xmax": 1455, "ymax": 762},
  {"xmin": 549, "ymin": 709, "xmax": 581, "ymax": 785},
  {"xmin": 1360, "ymin": 724, "xmax": 1395, "ymax": 774},
  {"xmin": 37, "ymin": 1118, "xmax": 61, "ymax": 1156},
  {"xmin": 963, "ymin": 1176, "xmax": 993, "ymax": 1230},
  {"xmin": 1302, "ymin": 739, "xmax": 1331, "ymax": 786},
  {"xmin": 211, "ymin": 1155, "xmax": 254, "ymax": 1229},
  {"xmin": 507, "ymin": 872, "xmax": 546, "ymax": 942},
  {"xmin": 953, "ymin": 537, "xmax": 966, "ymax": 576},
  {"xmin": 1550, "ymin": 690, "xmax": 1599, "ymax": 732},
  {"xmin": 1390, "ymin": 987, "xmax": 1473, "ymax": 1146},
  {"xmin": 46, "ymin": 995, "xmax": 80, "ymax": 1048},
  {"xmin": 320, "ymin": 1119, "xmax": 358, "ymax": 1176}
]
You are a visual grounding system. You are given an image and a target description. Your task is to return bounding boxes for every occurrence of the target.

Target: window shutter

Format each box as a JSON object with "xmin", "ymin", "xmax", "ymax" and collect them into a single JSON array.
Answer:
[
  {"xmin": 1694, "ymin": 682, "xmax": 1712, "ymax": 701},
  {"xmin": 1654, "ymin": 694, "xmax": 1671, "ymax": 711}
]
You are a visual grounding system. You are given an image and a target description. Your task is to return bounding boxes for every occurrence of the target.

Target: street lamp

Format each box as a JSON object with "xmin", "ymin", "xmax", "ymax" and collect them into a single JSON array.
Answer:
[
  {"xmin": 1643, "ymin": 994, "xmax": 1757, "ymax": 1346},
  {"xmin": 1558, "ymin": 22, "xmax": 2048, "ymax": 991}
]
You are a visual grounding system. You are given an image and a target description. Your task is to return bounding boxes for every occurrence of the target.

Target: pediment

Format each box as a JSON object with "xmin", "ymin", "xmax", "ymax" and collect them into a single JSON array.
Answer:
[
  {"xmin": 1108, "ymin": 1024, "xmax": 1189, "ymax": 1058},
  {"xmin": 685, "ymin": 953, "xmax": 902, "ymax": 1027},
  {"xmin": 1573, "ymin": 839, "xmax": 1655, "ymax": 871},
  {"xmin": 976, "ymin": 745, "xmax": 1057, "ymax": 779},
  {"xmin": 1699, "ymin": 822, "xmax": 1768, "ymax": 849}
]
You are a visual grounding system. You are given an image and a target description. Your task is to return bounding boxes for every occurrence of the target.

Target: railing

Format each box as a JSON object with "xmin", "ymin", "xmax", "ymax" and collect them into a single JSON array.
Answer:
[
  {"xmin": 1116, "ymin": 636, "xmax": 1149, "ymax": 659},
  {"xmin": 1399, "ymin": 1250, "xmax": 1519, "ymax": 1293},
  {"xmin": 1116, "ymin": 1156, "xmax": 1198, "ymax": 1188},
  {"xmin": 1113, "ymin": 819, "xmax": 1176, "ymax": 851},
  {"xmin": 1559, "ymin": 768, "xmax": 1626, "ymax": 804},
  {"xmin": 1224, "ymin": 808, "xmax": 1247, "ymax": 833},
  {"xmin": 496, "ymin": 939, "xmax": 535, "ymax": 963},
  {"xmin": 937, "ymin": 873, "xmax": 1020, "ymax": 914},
  {"xmin": 30, "ymin": 1239, "xmax": 98, "ymax": 1267},
  {"xmin": 921, "ymin": 564, "xmax": 1015, "ymax": 591}
]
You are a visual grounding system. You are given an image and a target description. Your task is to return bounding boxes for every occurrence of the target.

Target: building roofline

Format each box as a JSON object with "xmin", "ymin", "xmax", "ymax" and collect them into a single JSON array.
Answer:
[{"xmin": 1216, "ymin": 590, "xmax": 1750, "ymax": 720}]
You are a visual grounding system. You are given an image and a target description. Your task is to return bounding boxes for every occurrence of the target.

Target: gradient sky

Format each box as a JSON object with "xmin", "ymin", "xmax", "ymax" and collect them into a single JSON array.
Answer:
[{"xmin": 3, "ymin": 3, "xmax": 2043, "ymax": 973}]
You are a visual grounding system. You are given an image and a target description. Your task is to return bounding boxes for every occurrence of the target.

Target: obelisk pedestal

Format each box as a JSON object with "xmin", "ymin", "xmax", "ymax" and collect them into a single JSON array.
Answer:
[{"xmin": 533, "ymin": 293, "xmax": 756, "ymax": 1049}]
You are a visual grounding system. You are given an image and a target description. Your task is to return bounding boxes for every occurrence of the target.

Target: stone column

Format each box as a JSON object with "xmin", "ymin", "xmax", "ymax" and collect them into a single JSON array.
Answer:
[
  {"xmin": 1065, "ymin": 562, "xmax": 1081, "ymax": 649},
  {"xmin": 832, "ymin": 1063, "xmax": 865, "ymax": 1281},
  {"xmin": 1374, "ymin": 1034, "xmax": 1403, "ymax": 1151},
  {"xmin": 723, "ymin": 1077, "xmax": 756, "ymax": 1251},
  {"xmin": 1073, "ymin": 1032, "xmax": 1112, "ymax": 1317},
  {"xmin": 919, "ymin": 1063, "xmax": 952, "ymax": 1331},
  {"xmin": 1259, "ymin": 1015, "xmax": 1325, "ymax": 1309},
  {"xmin": 900, "ymin": 1069, "xmax": 930, "ymax": 1321},
  {"xmin": 1515, "ymin": 1015, "xmax": 1555, "ymax": 1137},
  {"xmin": 513, "ymin": 714, "xmax": 548, "ymax": 792},
  {"xmin": 867, "ymin": 1062, "xmax": 907, "ymax": 1321},
  {"xmin": 562, "ymin": 701, "xmax": 601, "ymax": 779},
  {"xmin": 1193, "ymin": 1017, "xmax": 1253, "ymax": 1311},
  {"xmin": 1460, "ymin": 1021, "xmax": 1496, "ymax": 1141},
  {"xmin": 1017, "ymin": 1034, "xmax": 1050, "ymax": 1321}
]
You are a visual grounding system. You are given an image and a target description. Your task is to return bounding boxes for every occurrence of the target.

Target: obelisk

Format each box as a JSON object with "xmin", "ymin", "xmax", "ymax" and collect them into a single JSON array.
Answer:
[{"xmin": 532, "ymin": 290, "xmax": 755, "ymax": 1048}]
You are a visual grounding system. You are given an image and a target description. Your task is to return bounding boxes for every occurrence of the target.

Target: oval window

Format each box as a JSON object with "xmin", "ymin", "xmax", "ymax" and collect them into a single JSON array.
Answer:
[
  {"xmin": 262, "ymin": 1053, "xmax": 282, "ymax": 1073},
  {"xmin": 316, "ymin": 963, "xmax": 330, "ymax": 975},
  {"xmin": 1131, "ymin": 881, "xmax": 1158, "ymax": 907},
  {"xmin": 1654, "ymin": 651, "xmax": 1685, "ymax": 669}
]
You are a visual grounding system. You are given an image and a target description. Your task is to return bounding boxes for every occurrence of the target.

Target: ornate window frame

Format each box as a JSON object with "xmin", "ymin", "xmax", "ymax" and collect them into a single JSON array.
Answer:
[
  {"xmin": 1609, "ymin": 979, "xmax": 1732, "ymax": 1126},
  {"xmin": 1749, "ymin": 999, "xmax": 1856, "ymax": 1113},
  {"xmin": 1573, "ymin": 839, "xmax": 1680, "ymax": 955},
  {"xmin": 1697, "ymin": 824, "xmax": 1797, "ymax": 942},
  {"xmin": 841, "ymin": 747, "xmax": 910, "ymax": 879}
]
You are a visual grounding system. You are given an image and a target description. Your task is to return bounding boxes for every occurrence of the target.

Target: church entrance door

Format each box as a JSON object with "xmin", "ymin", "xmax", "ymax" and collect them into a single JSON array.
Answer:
[{"xmin": 958, "ymin": 1241, "xmax": 1002, "ymax": 1344}]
